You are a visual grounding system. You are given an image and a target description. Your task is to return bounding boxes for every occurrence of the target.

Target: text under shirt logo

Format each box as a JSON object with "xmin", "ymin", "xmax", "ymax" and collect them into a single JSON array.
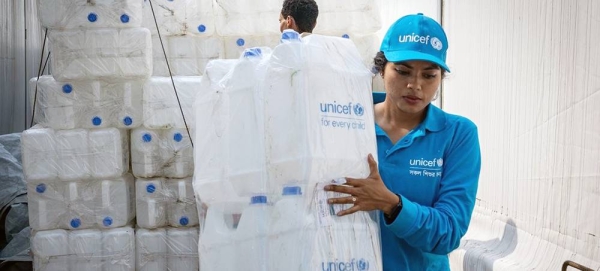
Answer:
[{"xmin": 409, "ymin": 157, "xmax": 443, "ymax": 178}]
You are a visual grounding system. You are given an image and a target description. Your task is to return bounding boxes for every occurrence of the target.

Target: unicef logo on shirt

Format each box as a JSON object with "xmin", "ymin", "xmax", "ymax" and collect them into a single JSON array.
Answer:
[
  {"xmin": 353, "ymin": 103, "xmax": 364, "ymax": 116},
  {"xmin": 436, "ymin": 158, "xmax": 443, "ymax": 167},
  {"xmin": 430, "ymin": 37, "xmax": 443, "ymax": 51}
]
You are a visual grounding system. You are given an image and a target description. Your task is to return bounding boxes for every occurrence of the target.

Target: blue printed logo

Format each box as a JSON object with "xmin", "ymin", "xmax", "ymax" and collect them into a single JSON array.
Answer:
[
  {"xmin": 321, "ymin": 258, "xmax": 369, "ymax": 271},
  {"xmin": 353, "ymin": 103, "xmax": 364, "ymax": 116}
]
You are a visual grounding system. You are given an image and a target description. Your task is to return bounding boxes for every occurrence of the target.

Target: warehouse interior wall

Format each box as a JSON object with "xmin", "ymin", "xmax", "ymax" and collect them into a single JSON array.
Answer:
[
  {"xmin": 0, "ymin": 0, "xmax": 45, "ymax": 135},
  {"xmin": 443, "ymin": 0, "xmax": 600, "ymax": 270}
]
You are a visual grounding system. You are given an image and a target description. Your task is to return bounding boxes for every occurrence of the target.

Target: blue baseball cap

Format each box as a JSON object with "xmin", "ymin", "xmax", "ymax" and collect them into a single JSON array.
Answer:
[{"xmin": 380, "ymin": 13, "xmax": 450, "ymax": 72}]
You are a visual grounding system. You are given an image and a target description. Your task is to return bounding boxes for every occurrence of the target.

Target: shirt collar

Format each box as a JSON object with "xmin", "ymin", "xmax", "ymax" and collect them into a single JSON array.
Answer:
[{"xmin": 372, "ymin": 92, "xmax": 446, "ymax": 133}]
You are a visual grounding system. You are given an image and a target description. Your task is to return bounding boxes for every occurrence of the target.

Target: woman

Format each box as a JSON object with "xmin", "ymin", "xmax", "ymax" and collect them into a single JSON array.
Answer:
[{"xmin": 325, "ymin": 13, "xmax": 481, "ymax": 270}]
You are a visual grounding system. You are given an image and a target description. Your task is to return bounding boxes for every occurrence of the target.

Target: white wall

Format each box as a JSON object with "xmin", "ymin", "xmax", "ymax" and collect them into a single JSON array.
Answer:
[{"xmin": 443, "ymin": 0, "xmax": 600, "ymax": 270}]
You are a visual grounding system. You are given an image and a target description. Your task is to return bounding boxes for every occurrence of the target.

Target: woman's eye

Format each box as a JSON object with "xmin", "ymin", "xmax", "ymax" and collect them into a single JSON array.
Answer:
[
  {"xmin": 424, "ymin": 74, "xmax": 437, "ymax": 79},
  {"xmin": 395, "ymin": 69, "xmax": 410, "ymax": 76}
]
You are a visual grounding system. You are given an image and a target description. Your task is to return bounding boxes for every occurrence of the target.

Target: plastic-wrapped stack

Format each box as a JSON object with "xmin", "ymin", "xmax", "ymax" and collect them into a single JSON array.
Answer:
[
  {"xmin": 314, "ymin": 0, "xmax": 382, "ymax": 67},
  {"xmin": 194, "ymin": 30, "xmax": 382, "ymax": 271},
  {"xmin": 26, "ymin": 0, "xmax": 146, "ymax": 270}
]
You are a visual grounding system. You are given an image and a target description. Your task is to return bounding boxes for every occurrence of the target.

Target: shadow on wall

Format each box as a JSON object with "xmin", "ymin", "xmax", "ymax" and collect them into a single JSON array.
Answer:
[{"xmin": 461, "ymin": 219, "xmax": 518, "ymax": 271}]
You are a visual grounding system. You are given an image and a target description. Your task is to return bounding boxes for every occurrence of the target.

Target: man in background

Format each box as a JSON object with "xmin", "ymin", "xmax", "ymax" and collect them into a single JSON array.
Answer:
[{"xmin": 279, "ymin": 0, "xmax": 319, "ymax": 36}]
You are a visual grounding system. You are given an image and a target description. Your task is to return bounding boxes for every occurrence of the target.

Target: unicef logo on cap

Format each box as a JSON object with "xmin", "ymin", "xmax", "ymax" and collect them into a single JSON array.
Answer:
[
  {"xmin": 431, "ymin": 37, "xmax": 443, "ymax": 51},
  {"xmin": 353, "ymin": 103, "xmax": 364, "ymax": 116}
]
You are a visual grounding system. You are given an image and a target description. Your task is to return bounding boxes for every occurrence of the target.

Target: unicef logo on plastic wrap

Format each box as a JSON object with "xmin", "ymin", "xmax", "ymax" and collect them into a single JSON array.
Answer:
[
  {"xmin": 357, "ymin": 259, "xmax": 369, "ymax": 271},
  {"xmin": 431, "ymin": 37, "xmax": 443, "ymax": 51},
  {"xmin": 321, "ymin": 258, "xmax": 370, "ymax": 271},
  {"xmin": 319, "ymin": 101, "xmax": 367, "ymax": 131},
  {"xmin": 353, "ymin": 103, "xmax": 364, "ymax": 116}
]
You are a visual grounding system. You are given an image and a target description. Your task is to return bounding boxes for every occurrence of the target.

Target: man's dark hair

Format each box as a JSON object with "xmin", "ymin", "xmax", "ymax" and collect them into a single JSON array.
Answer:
[{"xmin": 281, "ymin": 0, "xmax": 319, "ymax": 33}]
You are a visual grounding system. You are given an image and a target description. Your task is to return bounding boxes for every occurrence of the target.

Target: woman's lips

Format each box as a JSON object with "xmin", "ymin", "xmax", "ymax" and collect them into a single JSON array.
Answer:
[{"xmin": 403, "ymin": 95, "xmax": 421, "ymax": 105}]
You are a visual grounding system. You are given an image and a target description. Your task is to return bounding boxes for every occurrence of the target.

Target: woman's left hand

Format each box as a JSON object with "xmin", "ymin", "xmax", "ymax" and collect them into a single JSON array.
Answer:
[{"xmin": 325, "ymin": 154, "xmax": 400, "ymax": 216}]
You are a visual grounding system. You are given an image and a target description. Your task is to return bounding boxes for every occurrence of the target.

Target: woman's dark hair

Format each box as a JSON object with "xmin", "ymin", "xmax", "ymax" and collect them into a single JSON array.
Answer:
[
  {"xmin": 281, "ymin": 0, "xmax": 319, "ymax": 33},
  {"xmin": 373, "ymin": 51, "xmax": 446, "ymax": 77}
]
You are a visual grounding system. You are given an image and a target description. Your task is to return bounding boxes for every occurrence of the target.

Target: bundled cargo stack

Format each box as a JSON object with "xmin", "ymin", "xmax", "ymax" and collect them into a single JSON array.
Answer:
[
  {"xmin": 194, "ymin": 30, "xmax": 383, "ymax": 270},
  {"xmin": 137, "ymin": 3, "xmax": 204, "ymax": 270},
  {"xmin": 133, "ymin": 79, "xmax": 200, "ymax": 270},
  {"xmin": 25, "ymin": 0, "xmax": 150, "ymax": 270},
  {"xmin": 314, "ymin": 0, "xmax": 382, "ymax": 67}
]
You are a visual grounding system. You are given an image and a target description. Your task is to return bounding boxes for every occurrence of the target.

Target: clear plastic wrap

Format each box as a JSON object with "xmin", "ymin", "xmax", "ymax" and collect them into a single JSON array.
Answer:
[
  {"xmin": 32, "ymin": 227, "xmax": 135, "ymax": 271},
  {"xmin": 314, "ymin": 0, "xmax": 382, "ymax": 35},
  {"xmin": 21, "ymin": 126, "xmax": 129, "ymax": 182},
  {"xmin": 27, "ymin": 174, "xmax": 135, "ymax": 231},
  {"xmin": 136, "ymin": 177, "xmax": 199, "ymax": 229},
  {"xmin": 152, "ymin": 35, "xmax": 224, "ymax": 76},
  {"xmin": 143, "ymin": 76, "xmax": 201, "ymax": 129},
  {"xmin": 194, "ymin": 31, "xmax": 382, "ymax": 270},
  {"xmin": 136, "ymin": 227, "xmax": 199, "ymax": 271},
  {"xmin": 49, "ymin": 28, "xmax": 152, "ymax": 81},
  {"xmin": 223, "ymin": 35, "xmax": 280, "ymax": 59},
  {"xmin": 29, "ymin": 76, "xmax": 144, "ymax": 129},
  {"xmin": 37, "ymin": 0, "xmax": 143, "ymax": 29},
  {"xmin": 142, "ymin": 0, "xmax": 214, "ymax": 37},
  {"xmin": 131, "ymin": 128, "xmax": 194, "ymax": 178},
  {"xmin": 213, "ymin": 0, "xmax": 283, "ymax": 36},
  {"xmin": 194, "ymin": 47, "xmax": 271, "ymax": 204}
]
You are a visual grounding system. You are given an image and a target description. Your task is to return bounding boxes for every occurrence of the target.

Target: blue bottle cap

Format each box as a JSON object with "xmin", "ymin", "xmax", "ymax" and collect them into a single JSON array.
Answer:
[
  {"xmin": 123, "ymin": 116, "xmax": 133, "ymax": 126},
  {"xmin": 120, "ymin": 14, "xmax": 130, "ymax": 23},
  {"xmin": 62, "ymin": 84, "xmax": 73, "ymax": 94},
  {"xmin": 282, "ymin": 186, "xmax": 302, "ymax": 196},
  {"xmin": 250, "ymin": 195, "xmax": 267, "ymax": 204},
  {"xmin": 179, "ymin": 216, "xmax": 189, "ymax": 226},
  {"xmin": 198, "ymin": 24, "xmax": 206, "ymax": 33},
  {"xmin": 342, "ymin": 34, "xmax": 350, "ymax": 39},
  {"xmin": 142, "ymin": 133, "xmax": 152, "ymax": 142},
  {"xmin": 146, "ymin": 184, "xmax": 156, "ymax": 193},
  {"xmin": 236, "ymin": 38, "xmax": 245, "ymax": 46},
  {"xmin": 243, "ymin": 47, "xmax": 262, "ymax": 58},
  {"xmin": 88, "ymin": 13, "xmax": 98, "ymax": 22},
  {"xmin": 92, "ymin": 116, "xmax": 102, "ymax": 126},
  {"xmin": 173, "ymin": 132, "xmax": 183, "ymax": 142},
  {"xmin": 36, "ymin": 183, "xmax": 46, "ymax": 193},
  {"xmin": 70, "ymin": 218, "xmax": 81, "ymax": 228},
  {"xmin": 103, "ymin": 216, "xmax": 113, "ymax": 226}
]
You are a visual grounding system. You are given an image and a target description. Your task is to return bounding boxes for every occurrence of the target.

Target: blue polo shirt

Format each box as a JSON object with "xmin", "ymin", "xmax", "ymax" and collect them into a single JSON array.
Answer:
[{"xmin": 373, "ymin": 93, "xmax": 481, "ymax": 271}]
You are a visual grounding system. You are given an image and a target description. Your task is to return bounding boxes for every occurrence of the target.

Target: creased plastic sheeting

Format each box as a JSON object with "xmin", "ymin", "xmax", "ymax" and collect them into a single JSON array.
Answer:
[
  {"xmin": 135, "ymin": 178, "xmax": 199, "ymax": 229},
  {"xmin": 193, "ymin": 33, "xmax": 381, "ymax": 270},
  {"xmin": 37, "ymin": 0, "xmax": 143, "ymax": 29},
  {"xmin": 143, "ymin": 76, "xmax": 201, "ymax": 129},
  {"xmin": 130, "ymin": 128, "xmax": 194, "ymax": 179},
  {"xmin": 444, "ymin": 0, "xmax": 600, "ymax": 270},
  {"xmin": 29, "ymin": 76, "xmax": 144, "ymax": 129},
  {"xmin": 27, "ymin": 174, "xmax": 135, "ymax": 231},
  {"xmin": 136, "ymin": 227, "xmax": 199, "ymax": 271},
  {"xmin": 152, "ymin": 35, "xmax": 224, "ymax": 76},
  {"xmin": 49, "ymin": 28, "xmax": 152, "ymax": 81},
  {"xmin": 213, "ymin": 0, "xmax": 284, "ymax": 36},
  {"xmin": 0, "ymin": 133, "xmax": 30, "ymax": 261},
  {"xmin": 142, "ymin": 0, "xmax": 214, "ymax": 37},
  {"xmin": 31, "ymin": 227, "xmax": 135, "ymax": 271},
  {"xmin": 21, "ymin": 126, "xmax": 129, "ymax": 182},
  {"xmin": 223, "ymin": 35, "xmax": 280, "ymax": 59}
]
